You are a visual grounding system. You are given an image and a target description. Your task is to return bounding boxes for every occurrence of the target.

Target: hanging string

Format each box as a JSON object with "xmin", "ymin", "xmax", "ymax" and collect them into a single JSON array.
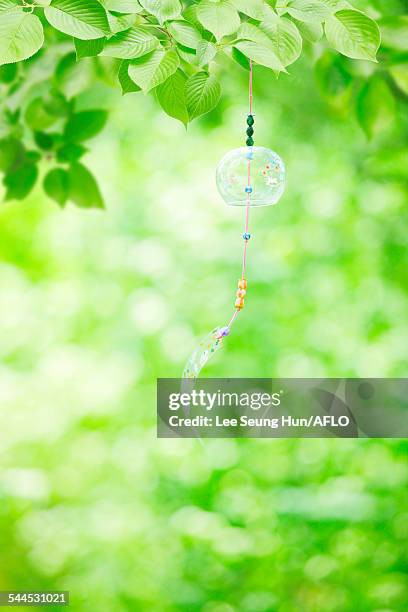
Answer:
[
  {"xmin": 183, "ymin": 61, "xmax": 255, "ymax": 378},
  {"xmin": 183, "ymin": 56, "xmax": 286, "ymax": 381},
  {"xmin": 219, "ymin": 59, "xmax": 254, "ymax": 337}
]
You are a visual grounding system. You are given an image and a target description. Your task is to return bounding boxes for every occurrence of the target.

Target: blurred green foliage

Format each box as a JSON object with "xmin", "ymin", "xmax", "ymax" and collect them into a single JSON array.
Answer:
[
  {"xmin": 0, "ymin": 0, "xmax": 403, "ymax": 207},
  {"xmin": 0, "ymin": 1, "xmax": 407, "ymax": 612}
]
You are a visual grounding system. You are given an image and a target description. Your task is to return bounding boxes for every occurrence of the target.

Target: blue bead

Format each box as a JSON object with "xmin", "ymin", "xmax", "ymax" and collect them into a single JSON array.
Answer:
[
  {"xmin": 219, "ymin": 326, "xmax": 230, "ymax": 337},
  {"xmin": 245, "ymin": 186, "xmax": 253, "ymax": 193},
  {"xmin": 243, "ymin": 233, "xmax": 251, "ymax": 241}
]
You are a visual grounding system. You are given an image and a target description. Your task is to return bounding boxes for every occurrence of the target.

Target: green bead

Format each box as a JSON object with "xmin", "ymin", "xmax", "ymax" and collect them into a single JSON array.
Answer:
[
  {"xmin": 246, "ymin": 137, "xmax": 254, "ymax": 146},
  {"xmin": 247, "ymin": 115, "xmax": 254, "ymax": 126},
  {"xmin": 246, "ymin": 126, "xmax": 254, "ymax": 136}
]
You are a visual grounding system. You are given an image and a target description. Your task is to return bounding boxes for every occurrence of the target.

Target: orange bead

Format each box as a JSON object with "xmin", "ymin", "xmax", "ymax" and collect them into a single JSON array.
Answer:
[
  {"xmin": 238, "ymin": 279, "xmax": 247, "ymax": 290},
  {"xmin": 237, "ymin": 289, "xmax": 246, "ymax": 298},
  {"xmin": 235, "ymin": 298, "xmax": 245, "ymax": 310}
]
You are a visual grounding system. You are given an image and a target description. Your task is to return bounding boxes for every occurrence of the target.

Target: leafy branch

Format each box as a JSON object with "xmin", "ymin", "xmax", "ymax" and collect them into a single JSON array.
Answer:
[{"xmin": 0, "ymin": 0, "xmax": 406, "ymax": 208}]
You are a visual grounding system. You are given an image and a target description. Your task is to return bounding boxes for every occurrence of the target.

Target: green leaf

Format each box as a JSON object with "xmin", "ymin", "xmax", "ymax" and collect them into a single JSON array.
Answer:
[
  {"xmin": 156, "ymin": 68, "xmax": 188, "ymax": 125},
  {"xmin": 94, "ymin": 56, "xmax": 121, "ymax": 87},
  {"xmin": 3, "ymin": 108, "xmax": 20, "ymax": 126},
  {"xmin": 167, "ymin": 20, "xmax": 202, "ymax": 49},
  {"xmin": 101, "ymin": 26, "xmax": 158, "ymax": 59},
  {"xmin": 44, "ymin": 89, "xmax": 70, "ymax": 118},
  {"xmin": 325, "ymin": 9, "xmax": 381, "ymax": 62},
  {"xmin": 0, "ymin": 62, "xmax": 17, "ymax": 83},
  {"xmin": 68, "ymin": 162, "xmax": 104, "ymax": 208},
  {"xmin": 25, "ymin": 98, "xmax": 59, "ymax": 131},
  {"xmin": 237, "ymin": 21, "xmax": 270, "ymax": 45},
  {"xmin": 0, "ymin": 10, "xmax": 44, "ymax": 65},
  {"xmin": 64, "ymin": 110, "xmax": 108, "ymax": 142},
  {"xmin": 238, "ymin": 21, "xmax": 275, "ymax": 47},
  {"xmin": 379, "ymin": 16, "xmax": 408, "ymax": 52},
  {"xmin": 315, "ymin": 49, "xmax": 352, "ymax": 100},
  {"xmin": 102, "ymin": 0, "xmax": 142, "ymax": 12},
  {"xmin": 294, "ymin": 19, "xmax": 323, "ymax": 42},
  {"xmin": 34, "ymin": 131, "xmax": 58, "ymax": 150},
  {"xmin": 45, "ymin": 0, "xmax": 110, "ymax": 40},
  {"xmin": 0, "ymin": 137, "xmax": 24, "ymax": 172},
  {"xmin": 356, "ymin": 76, "xmax": 395, "ymax": 139},
  {"xmin": 27, "ymin": 150, "xmax": 41, "ymax": 164},
  {"xmin": 176, "ymin": 45, "xmax": 196, "ymax": 65},
  {"xmin": 182, "ymin": 4, "xmax": 203, "ymax": 31},
  {"xmin": 56, "ymin": 142, "xmax": 87, "ymax": 162},
  {"xmin": 389, "ymin": 64, "xmax": 408, "ymax": 96},
  {"xmin": 44, "ymin": 167, "xmax": 70, "ymax": 206},
  {"xmin": 118, "ymin": 60, "xmax": 141, "ymax": 93},
  {"xmin": 234, "ymin": 40, "xmax": 285, "ymax": 71},
  {"xmin": 54, "ymin": 52, "xmax": 93, "ymax": 97},
  {"xmin": 320, "ymin": 0, "xmax": 347, "ymax": 6},
  {"xmin": 197, "ymin": 0, "xmax": 240, "ymax": 41},
  {"xmin": 196, "ymin": 40, "xmax": 217, "ymax": 67},
  {"xmin": 185, "ymin": 71, "xmax": 221, "ymax": 121},
  {"xmin": 139, "ymin": 0, "xmax": 181, "ymax": 25},
  {"xmin": 74, "ymin": 37, "xmax": 105, "ymax": 59},
  {"xmin": 231, "ymin": 46, "xmax": 250, "ymax": 70},
  {"xmin": 285, "ymin": 0, "xmax": 331, "ymax": 23},
  {"xmin": 231, "ymin": 0, "xmax": 265, "ymax": 20},
  {"xmin": 3, "ymin": 160, "xmax": 38, "ymax": 201},
  {"xmin": 0, "ymin": 1, "xmax": 19, "ymax": 12},
  {"xmin": 128, "ymin": 48, "xmax": 179, "ymax": 92},
  {"xmin": 260, "ymin": 17, "xmax": 302, "ymax": 68},
  {"xmin": 107, "ymin": 11, "xmax": 135, "ymax": 33}
]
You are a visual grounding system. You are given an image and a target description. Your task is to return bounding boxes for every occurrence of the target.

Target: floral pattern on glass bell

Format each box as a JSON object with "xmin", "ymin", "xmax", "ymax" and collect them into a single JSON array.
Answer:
[{"xmin": 216, "ymin": 146, "xmax": 286, "ymax": 207}]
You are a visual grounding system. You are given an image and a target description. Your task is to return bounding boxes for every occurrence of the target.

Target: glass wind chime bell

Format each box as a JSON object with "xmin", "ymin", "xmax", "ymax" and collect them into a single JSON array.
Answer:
[
  {"xmin": 216, "ymin": 145, "xmax": 286, "ymax": 207},
  {"xmin": 182, "ymin": 60, "xmax": 286, "ymax": 380}
]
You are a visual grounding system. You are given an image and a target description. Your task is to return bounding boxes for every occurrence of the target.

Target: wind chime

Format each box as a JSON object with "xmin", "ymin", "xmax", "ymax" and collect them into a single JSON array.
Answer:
[{"xmin": 183, "ymin": 60, "xmax": 286, "ymax": 379}]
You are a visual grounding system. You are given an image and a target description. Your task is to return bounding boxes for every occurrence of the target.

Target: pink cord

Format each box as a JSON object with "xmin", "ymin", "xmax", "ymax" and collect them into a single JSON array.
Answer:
[{"xmin": 227, "ymin": 309, "xmax": 239, "ymax": 328}]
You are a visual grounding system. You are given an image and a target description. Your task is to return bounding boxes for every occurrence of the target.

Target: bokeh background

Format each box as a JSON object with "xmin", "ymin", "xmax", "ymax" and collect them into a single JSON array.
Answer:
[{"xmin": 0, "ymin": 21, "xmax": 408, "ymax": 612}]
